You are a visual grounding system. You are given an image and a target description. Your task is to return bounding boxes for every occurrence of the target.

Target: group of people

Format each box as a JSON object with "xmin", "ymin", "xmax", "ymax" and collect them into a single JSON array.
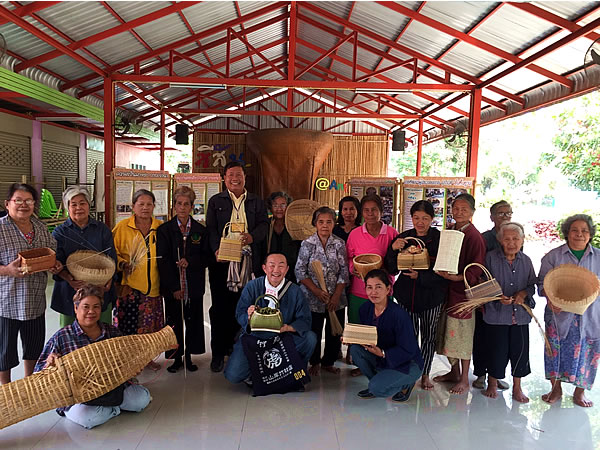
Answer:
[{"xmin": 0, "ymin": 161, "xmax": 599, "ymax": 429}]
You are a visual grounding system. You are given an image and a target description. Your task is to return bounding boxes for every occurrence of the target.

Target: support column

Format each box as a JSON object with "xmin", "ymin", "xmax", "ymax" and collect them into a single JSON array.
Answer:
[
  {"xmin": 79, "ymin": 133, "xmax": 87, "ymax": 183},
  {"xmin": 416, "ymin": 119, "xmax": 423, "ymax": 176},
  {"xmin": 466, "ymin": 88, "xmax": 481, "ymax": 178},
  {"xmin": 160, "ymin": 109, "xmax": 165, "ymax": 171},
  {"xmin": 31, "ymin": 121, "xmax": 43, "ymax": 193},
  {"xmin": 103, "ymin": 77, "xmax": 114, "ymax": 225}
]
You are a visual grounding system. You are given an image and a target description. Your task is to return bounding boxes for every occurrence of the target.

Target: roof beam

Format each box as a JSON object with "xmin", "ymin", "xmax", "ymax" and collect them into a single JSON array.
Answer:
[
  {"xmin": 377, "ymin": 1, "xmax": 572, "ymax": 88},
  {"xmin": 0, "ymin": 4, "xmax": 105, "ymax": 76},
  {"xmin": 0, "ymin": 1, "xmax": 60, "ymax": 26}
]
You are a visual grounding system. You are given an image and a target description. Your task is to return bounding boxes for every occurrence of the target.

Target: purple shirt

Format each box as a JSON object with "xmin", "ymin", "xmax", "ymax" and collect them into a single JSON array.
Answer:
[{"xmin": 483, "ymin": 249, "xmax": 537, "ymax": 325}]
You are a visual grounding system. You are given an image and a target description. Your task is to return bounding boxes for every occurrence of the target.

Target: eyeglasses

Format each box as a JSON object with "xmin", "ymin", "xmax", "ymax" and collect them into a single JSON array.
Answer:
[
  {"xmin": 496, "ymin": 212, "xmax": 513, "ymax": 218},
  {"xmin": 11, "ymin": 199, "xmax": 35, "ymax": 206},
  {"xmin": 271, "ymin": 204, "xmax": 287, "ymax": 210}
]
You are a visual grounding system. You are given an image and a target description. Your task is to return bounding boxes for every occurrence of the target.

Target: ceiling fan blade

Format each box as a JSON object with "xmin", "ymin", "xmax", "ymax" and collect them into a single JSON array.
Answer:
[{"xmin": 590, "ymin": 48, "xmax": 600, "ymax": 66}]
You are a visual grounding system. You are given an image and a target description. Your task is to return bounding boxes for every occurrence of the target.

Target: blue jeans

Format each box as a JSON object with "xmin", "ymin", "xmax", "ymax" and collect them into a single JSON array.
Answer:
[
  {"xmin": 350, "ymin": 345, "xmax": 422, "ymax": 397},
  {"xmin": 224, "ymin": 331, "xmax": 317, "ymax": 384},
  {"xmin": 64, "ymin": 384, "xmax": 151, "ymax": 429}
]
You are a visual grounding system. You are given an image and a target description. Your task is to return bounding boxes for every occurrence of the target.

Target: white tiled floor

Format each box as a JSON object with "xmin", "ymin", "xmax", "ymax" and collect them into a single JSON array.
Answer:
[{"xmin": 1, "ymin": 282, "xmax": 599, "ymax": 449}]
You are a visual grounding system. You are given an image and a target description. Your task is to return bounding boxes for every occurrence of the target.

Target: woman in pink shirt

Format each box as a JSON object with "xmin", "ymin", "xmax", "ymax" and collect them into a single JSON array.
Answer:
[{"xmin": 346, "ymin": 195, "xmax": 398, "ymax": 325}]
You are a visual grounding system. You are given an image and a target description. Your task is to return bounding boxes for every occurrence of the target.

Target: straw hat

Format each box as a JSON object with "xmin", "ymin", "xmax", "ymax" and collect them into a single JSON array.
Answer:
[
  {"xmin": 544, "ymin": 264, "xmax": 600, "ymax": 315},
  {"xmin": 285, "ymin": 199, "xmax": 320, "ymax": 241},
  {"xmin": 67, "ymin": 250, "xmax": 116, "ymax": 286},
  {"xmin": 353, "ymin": 254, "xmax": 383, "ymax": 279}
]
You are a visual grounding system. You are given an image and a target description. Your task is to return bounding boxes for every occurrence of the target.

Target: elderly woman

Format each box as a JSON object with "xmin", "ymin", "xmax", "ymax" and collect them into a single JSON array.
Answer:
[
  {"xmin": 333, "ymin": 196, "xmax": 361, "ymax": 242},
  {"xmin": 260, "ymin": 191, "xmax": 300, "ymax": 283},
  {"xmin": 346, "ymin": 194, "xmax": 398, "ymax": 324},
  {"xmin": 157, "ymin": 186, "xmax": 210, "ymax": 373},
  {"xmin": 0, "ymin": 183, "xmax": 60, "ymax": 384},
  {"xmin": 52, "ymin": 186, "xmax": 117, "ymax": 327},
  {"xmin": 112, "ymin": 189, "xmax": 163, "ymax": 370},
  {"xmin": 35, "ymin": 285, "xmax": 151, "ymax": 429},
  {"xmin": 482, "ymin": 222, "xmax": 536, "ymax": 403},
  {"xmin": 348, "ymin": 269, "xmax": 423, "ymax": 402},
  {"xmin": 384, "ymin": 200, "xmax": 448, "ymax": 390},
  {"xmin": 539, "ymin": 214, "xmax": 600, "ymax": 408},
  {"xmin": 295, "ymin": 206, "xmax": 349, "ymax": 375},
  {"xmin": 434, "ymin": 193, "xmax": 486, "ymax": 394}
]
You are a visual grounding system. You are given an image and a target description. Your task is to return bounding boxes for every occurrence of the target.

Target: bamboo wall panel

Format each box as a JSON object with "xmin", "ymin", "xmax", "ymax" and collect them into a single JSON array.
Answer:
[{"xmin": 314, "ymin": 136, "xmax": 389, "ymax": 208}]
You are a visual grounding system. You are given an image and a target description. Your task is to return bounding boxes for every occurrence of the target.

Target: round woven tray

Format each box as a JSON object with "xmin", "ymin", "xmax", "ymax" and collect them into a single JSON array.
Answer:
[
  {"xmin": 353, "ymin": 254, "xmax": 382, "ymax": 279},
  {"xmin": 285, "ymin": 199, "xmax": 320, "ymax": 241},
  {"xmin": 544, "ymin": 264, "xmax": 600, "ymax": 315},
  {"xmin": 66, "ymin": 250, "xmax": 116, "ymax": 286}
]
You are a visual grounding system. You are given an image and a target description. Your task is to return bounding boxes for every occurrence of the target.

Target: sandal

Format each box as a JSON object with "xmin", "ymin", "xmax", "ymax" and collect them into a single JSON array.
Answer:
[{"xmin": 391, "ymin": 383, "xmax": 415, "ymax": 403}]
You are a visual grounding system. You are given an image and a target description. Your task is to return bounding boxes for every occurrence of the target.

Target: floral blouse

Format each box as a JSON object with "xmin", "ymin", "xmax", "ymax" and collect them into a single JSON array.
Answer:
[{"xmin": 295, "ymin": 233, "xmax": 349, "ymax": 313}]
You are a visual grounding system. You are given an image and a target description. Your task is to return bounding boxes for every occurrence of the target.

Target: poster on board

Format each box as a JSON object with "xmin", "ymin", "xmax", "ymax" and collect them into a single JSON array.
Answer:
[
  {"xmin": 172, "ymin": 173, "xmax": 221, "ymax": 224},
  {"xmin": 348, "ymin": 178, "xmax": 399, "ymax": 227},
  {"xmin": 402, "ymin": 188, "xmax": 424, "ymax": 230},
  {"xmin": 115, "ymin": 180, "xmax": 133, "ymax": 224},
  {"xmin": 152, "ymin": 181, "xmax": 169, "ymax": 218}
]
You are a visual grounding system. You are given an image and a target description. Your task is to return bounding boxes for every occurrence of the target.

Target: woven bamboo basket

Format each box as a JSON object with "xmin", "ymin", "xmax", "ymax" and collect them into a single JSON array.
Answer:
[
  {"xmin": 396, "ymin": 237, "xmax": 430, "ymax": 270},
  {"xmin": 353, "ymin": 254, "xmax": 382, "ymax": 279},
  {"xmin": 464, "ymin": 263, "xmax": 503, "ymax": 300},
  {"xmin": 218, "ymin": 222, "xmax": 242, "ymax": 263},
  {"xmin": 0, "ymin": 326, "xmax": 176, "ymax": 430},
  {"xmin": 342, "ymin": 324, "xmax": 378, "ymax": 346},
  {"xmin": 66, "ymin": 250, "xmax": 116, "ymax": 286},
  {"xmin": 544, "ymin": 264, "xmax": 600, "ymax": 315},
  {"xmin": 19, "ymin": 247, "xmax": 56, "ymax": 274},
  {"xmin": 285, "ymin": 199, "xmax": 320, "ymax": 241}
]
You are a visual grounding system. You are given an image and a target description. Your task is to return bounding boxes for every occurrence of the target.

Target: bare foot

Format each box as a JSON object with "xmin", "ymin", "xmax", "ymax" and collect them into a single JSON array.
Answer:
[
  {"xmin": 482, "ymin": 384, "xmax": 498, "ymax": 398},
  {"xmin": 574, "ymin": 388, "xmax": 594, "ymax": 407},
  {"xmin": 541, "ymin": 386, "xmax": 562, "ymax": 404},
  {"xmin": 512, "ymin": 388, "xmax": 529, "ymax": 403},
  {"xmin": 433, "ymin": 372, "xmax": 460, "ymax": 383},
  {"xmin": 421, "ymin": 375, "xmax": 434, "ymax": 390},
  {"xmin": 308, "ymin": 364, "xmax": 320, "ymax": 376},
  {"xmin": 322, "ymin": 365, "xmax": 340, "ymax": 374},
  {"xmin": 450, "ymin": 380, "xmax": 469, "ymax": 394},
  {"xmin": 350, "ymin": 368, "xmax": 362, "ymax": 377}
]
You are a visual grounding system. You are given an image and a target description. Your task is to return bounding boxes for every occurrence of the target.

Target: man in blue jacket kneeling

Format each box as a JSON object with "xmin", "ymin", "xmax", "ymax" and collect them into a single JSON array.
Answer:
[{"xmin": 224, "ymin": 253, "xmax": 316, "ymax": 386}]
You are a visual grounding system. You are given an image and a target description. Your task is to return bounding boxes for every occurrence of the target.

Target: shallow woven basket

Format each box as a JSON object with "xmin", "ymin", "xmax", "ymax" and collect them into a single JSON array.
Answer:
[
  {"xmin": 67, "ymin": 250, "xmax": 116, "ymax": 286},
  {"xmin": 342, "ymin": 324, "xmax": 378, "ymax": 346},
  {"xmin": 0, "ymin": 326, "xmax": 177, "ymax": 430},
  {"xmin": 353, "ymin": 254, "xmax": 383, "ymax": 279},
  {"xmin": 285, "ymin": 199, "xmax": 320, "ymax": 241},
  {"xmin": 19, "ymin": 247, "xmax": 56, "ymax": 274},
  {"xmin": 544, "ymin": 264, "xmax": 600, "ymax": 315}
]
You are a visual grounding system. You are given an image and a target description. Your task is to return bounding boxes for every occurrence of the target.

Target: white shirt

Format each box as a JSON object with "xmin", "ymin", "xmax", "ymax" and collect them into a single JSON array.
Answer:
[{"xmin": 264, "ymin": 277, "xmax": 285, "ymax": 308}]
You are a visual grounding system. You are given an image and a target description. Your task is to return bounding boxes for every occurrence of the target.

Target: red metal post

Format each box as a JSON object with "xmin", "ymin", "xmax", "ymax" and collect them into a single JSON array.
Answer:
[
  {"xmin": 160, "ymin": 109, "xmax": 166, "ymax": 171},
  {"xmin": 103, "ymin": 77, "xmax": 114, "ymax": 225},
  {"xmin": 466, "ymin": 89, "xmax": 482, "ymax": 178},
  {"xmin": 416, "ymin": 119, "xmax": 423, "ymax": 176}
]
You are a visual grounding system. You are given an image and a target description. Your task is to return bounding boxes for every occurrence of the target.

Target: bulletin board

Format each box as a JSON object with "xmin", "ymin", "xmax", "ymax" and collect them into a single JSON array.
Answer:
[
  {"xmin": 401, "ymin": 177, "xmax": 476, "ymax": 231},
  {"xmin": 348, "ymin": 177, "xmax": 400, "ymax": 227},
  {"xmin": 173, "ymin": 172, "xmax": 222, "ymax": 224},
  {"xmin": 111, "ymin": 168, "xmax": 171, "ymax": 228}
]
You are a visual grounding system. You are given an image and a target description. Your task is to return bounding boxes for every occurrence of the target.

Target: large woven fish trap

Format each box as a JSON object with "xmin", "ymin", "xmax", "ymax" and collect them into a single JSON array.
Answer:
[{"xmin": 0, "ymin": 326, "xmax": 177, "ymax": 430}]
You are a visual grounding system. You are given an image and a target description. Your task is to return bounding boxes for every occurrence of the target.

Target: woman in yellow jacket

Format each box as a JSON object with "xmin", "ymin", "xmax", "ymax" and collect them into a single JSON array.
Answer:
[{"xmin": 112, "ymin": 189, "xmax": 163, "ymax": 370}]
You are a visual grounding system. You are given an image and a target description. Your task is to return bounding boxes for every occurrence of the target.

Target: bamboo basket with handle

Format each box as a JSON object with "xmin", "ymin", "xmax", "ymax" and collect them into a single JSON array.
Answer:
[
  {"xmin": 218, "ymin": 222, "xmax": 243, "ymax": 263},
  {"xmin": 311, "ymin": 260, "xmax": 344, "ymax": 336},
  {"xmin": 0, "ymin": 326, "xmax": 177, "ymax": 430},
  {"xmin": 396, "ymin": 237, "xmax": 429, "ymax": 270},
  {"xmin": 464, "ymin": 263, "xmax": 503, "ymax": 300}
]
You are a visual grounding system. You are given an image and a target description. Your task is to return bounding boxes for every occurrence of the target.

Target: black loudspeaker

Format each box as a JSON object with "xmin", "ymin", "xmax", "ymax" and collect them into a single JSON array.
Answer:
[
  {"xmin": 392, "ymin": 130, "xmax": 406, "ymax": 151},
  {"xmin": 175, "ymin": 124, "xmax": 189, "ymax": 145}
]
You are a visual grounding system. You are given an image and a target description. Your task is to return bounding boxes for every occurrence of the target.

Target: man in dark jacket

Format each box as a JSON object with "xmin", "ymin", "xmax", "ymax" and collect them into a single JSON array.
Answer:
[{"xmin": 206, "ymin": 161, "xmax": 269, "ymax": 372}]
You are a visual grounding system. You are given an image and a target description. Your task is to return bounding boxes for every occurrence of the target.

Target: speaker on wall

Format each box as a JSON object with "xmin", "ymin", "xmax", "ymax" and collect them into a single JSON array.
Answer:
[
  {"xmin": 175, "ymin": 124, "xmax": 189, "ymax": 145},
  {"xmin": 391, "ymin": 130, "xmax": 405, "ymax": 152}
]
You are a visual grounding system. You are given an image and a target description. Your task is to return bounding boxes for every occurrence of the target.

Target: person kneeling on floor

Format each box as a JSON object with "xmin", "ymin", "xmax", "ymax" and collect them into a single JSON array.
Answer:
[
  {"xmin": 349, "ymin": 269, "xmax": 423, "ymax": 402},
  {"xmin": 224, "ymin": 253, "xmax": 316, "ymax": 392},
  {"xmin": 34, "ymin": 285, "xmax": 151, "ymax": 429}
]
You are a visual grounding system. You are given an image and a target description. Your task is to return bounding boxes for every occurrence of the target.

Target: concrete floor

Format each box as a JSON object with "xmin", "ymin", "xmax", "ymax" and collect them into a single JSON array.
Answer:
[{"xmin": 1, "ymin": 280, "xmax": 599, "ymax": 450}]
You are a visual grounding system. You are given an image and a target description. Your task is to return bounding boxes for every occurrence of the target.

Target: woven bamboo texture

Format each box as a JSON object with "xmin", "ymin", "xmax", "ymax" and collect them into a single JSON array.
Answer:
[
  {"xmin": 19, "ymin": 247, "xmax": 56, "ymax": 274},
  {"xmin": 66, "ymin": 250, "xmax": 116, "ymax": 286},
  {"xmin": 314, "ymin": 136, "xmax": 388, "ymax": 207},
  {"xmin": 0, "ymin": 326, "xmax": 176, "ymax": 430},
  {"xmin": 285, "ymin": 199, "xmax": 319, "ymax": 241},
  {"xmin": 397, "ymin": 237, "xmax": 429, "ymax": 270},
  {"xmin": 218, "ymin": 222, "xmax": 242, "ymax": 262},
  {"xmin": 464, "ymin": 263, "xmax": 503, "ymax": 300},
  {"xmin": 342, "ymin": 324, "xmax": 378, "ymax": 346},
  {"xmin": 310, "ymin": 260, "xmax": 344, "ymax": 336},
  {"xmin": 544, "ymin": 264, "xmax": 600, "ymax": 315},
  {"xmin": 353, "ymin": 254, "xmax": 382, "ymax": 279}
]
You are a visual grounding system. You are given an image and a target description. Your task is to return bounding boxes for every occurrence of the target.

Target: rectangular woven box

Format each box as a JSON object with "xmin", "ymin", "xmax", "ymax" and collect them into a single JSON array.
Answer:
[
  {"xmin": 19, "ymin": 248, "xmax": 56, "ymax": 274},
  {"xmin": 342, "ymin": 324, "xmax": 378, "ymax": 346}
]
